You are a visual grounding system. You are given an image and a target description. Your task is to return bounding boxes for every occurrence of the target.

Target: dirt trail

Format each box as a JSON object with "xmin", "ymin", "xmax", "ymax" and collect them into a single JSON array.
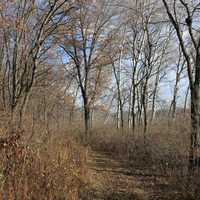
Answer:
[
  {"xmin": 86, "ymin": 150, "xmax": 149, "ymax": 200},
  {"xmin": 86, "ymin": 150, "xmax": 180, "ymax": 200}
]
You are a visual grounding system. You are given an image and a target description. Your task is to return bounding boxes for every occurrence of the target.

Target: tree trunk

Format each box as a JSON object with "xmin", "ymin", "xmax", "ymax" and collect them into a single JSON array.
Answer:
[
  {"xmin": 169, "ymin": 59, "xmax": 184, "ymax": 120},
  {"xmin": 131, "ymin": 85, "xmax": 136, "ymax": 133},
  {"xmin": 112, "ymin": 62, "xmax": 124, "ymax": 131},
  {"xmin": 169, "ymin": 80, "xmax": 178, "ymax": 120},
  {"xmin": 131, "ymin": 64, "xmax": 137, "ymax": 133},
  {"xmin": 150, "ymin": 68, "xmax": 160, "ymax": 123},
  {"xmin": 142, "ymin": 80, "xmax": 148, "ymax": 146},
  {"xmin": 189, "ymin": 85, "xmax": 200, "ymax": 174},
  {"xmin": 119, "ymin": 96, "xmax": 124, "ymax": 131},
  {"xmin": 83, "ymin": 96, "xmax": 91, "ymax": 140},
  {"xmin": 184, "ymin": 86, "xmax": 189, "ymax": 114},
  {"xmin": 189, "ymin": 55, "xmax": 200, "ymax": 175},
  {"xmin": 127, "ymin": 90, "xmax": 132, "ymax": 129},
  {"xmin": 137, "ymin": 86, "xmax": 142, "ymax": 126}
]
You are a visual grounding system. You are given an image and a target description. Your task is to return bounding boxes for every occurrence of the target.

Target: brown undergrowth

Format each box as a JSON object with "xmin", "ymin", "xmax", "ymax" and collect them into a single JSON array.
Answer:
[
  {"xmin": 86, "ymin": 118, "xmax": 200, "ymax": 199},
  {"xmin": 0, "ymin": 129, "xmax": 88, "ymax": 200}
]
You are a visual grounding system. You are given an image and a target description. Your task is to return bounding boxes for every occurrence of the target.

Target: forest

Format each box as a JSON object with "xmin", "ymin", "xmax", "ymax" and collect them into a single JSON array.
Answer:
[{"xmin": 0, "ymin": 0, "xmax": 200, "ymax": 199}]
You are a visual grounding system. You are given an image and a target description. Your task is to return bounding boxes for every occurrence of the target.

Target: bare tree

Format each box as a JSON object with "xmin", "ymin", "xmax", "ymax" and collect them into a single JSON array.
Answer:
[
  {"xmin": 0, "ymin": 0, "xmax": 74, "ymax": 130},
  {"xmin": 168, "ymin": 46, "xmax": 186, "ymax": 120},
  {"xmin": 162, "ymin": 0, "xmax": 200, "ymax": 175},
  {"xmin": 59, "ymin": 0, "xmax": 116, "ymax": 139}
]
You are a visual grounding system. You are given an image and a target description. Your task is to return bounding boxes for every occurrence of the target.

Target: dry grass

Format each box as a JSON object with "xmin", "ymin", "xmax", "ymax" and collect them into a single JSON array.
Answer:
[
  {"xmin": 86, "ymin": 117, "xmax": 200, "ymax": 199},
  {"xmin": 0, "ymin": 114, "xmax": 199, "ymax": 200},
  {"xmin": 0, "ymin": 130, "xmax": 88, "ymax": 200}
]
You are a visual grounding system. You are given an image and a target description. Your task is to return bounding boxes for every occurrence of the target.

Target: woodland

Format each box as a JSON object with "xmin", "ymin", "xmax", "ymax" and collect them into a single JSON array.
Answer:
[{"xmin": 0, "ymin": 0, "xmax": 200, "ymax": 199}]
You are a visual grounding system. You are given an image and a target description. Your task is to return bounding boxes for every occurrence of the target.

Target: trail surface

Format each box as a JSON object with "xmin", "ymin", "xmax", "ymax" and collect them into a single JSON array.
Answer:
[
  {"xmin": 86, "ymin": 150, "xmax": 148, "ymax": 200},
  {"xmin": 86, "ymin": 150, "xmax": 180, "ymax": 200}
]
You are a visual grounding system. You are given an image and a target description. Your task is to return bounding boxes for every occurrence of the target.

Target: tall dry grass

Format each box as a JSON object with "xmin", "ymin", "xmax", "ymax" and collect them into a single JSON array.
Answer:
[
  {"xmin": 0, "ymin": 111, "xmax": 199, "ymax": 199},
  {"xmin": 86, "ymin": 116, "xmax": 200, "ymax": 199},
  {"xmin": 0, "ymin": 129, "xmax": 89, "ymax": 200}
]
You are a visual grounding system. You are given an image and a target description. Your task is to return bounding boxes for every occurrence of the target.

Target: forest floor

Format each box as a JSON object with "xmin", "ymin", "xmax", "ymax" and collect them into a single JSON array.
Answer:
[{"xmin": 85, "ymin": 150, "xmax": 182, "ymax": 200}]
